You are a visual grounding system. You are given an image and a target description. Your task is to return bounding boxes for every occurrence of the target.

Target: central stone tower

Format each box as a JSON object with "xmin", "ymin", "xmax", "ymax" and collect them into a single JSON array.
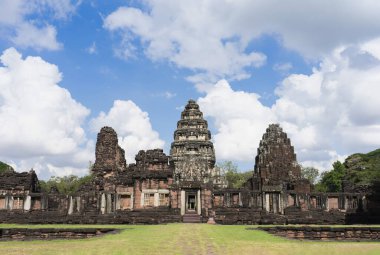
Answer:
[{"xmin": 169, "ymin": 99, "xmax": 216, "ymax": 183}]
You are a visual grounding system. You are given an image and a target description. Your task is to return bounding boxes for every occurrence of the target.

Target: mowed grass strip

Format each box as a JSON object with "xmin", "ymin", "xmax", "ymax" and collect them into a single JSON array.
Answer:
[{"xmin": 0, "ymin": 224, "xmax": 380, "ymax": 255}]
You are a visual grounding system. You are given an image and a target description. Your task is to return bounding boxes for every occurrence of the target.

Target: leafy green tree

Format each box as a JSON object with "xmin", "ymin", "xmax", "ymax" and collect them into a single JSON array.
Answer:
[
  {"xmin": 217, "ymin": 161, "xmax": 252, "ymax": 188},
  {"xmin": 315, "ymin": 161, "xmax": 346, "ymax": 192},
  {"xmin": 301, "ymin": 166, "xmax": 319, "ymax": 184},
  {"xmin": 40, "ymin": 174, "xmax": 94, "ymax": 195},
  {"xmin": 0, "ymin": 161, "xmax": 14, "ymax": 174}
]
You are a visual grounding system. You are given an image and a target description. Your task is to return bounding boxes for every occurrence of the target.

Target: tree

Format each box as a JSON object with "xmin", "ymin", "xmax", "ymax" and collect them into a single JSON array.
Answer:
[
  {"xmin": 217, "ymin": 161, "xmax": 252, "ymax": 188},
  {"xmin": 315, "ymin": 161, "xmax": 346, "ymax": 192},
  {"xmin": 301, "ymin": 166, "xmax": 319, "ymax": 184},
  {"xmin": 0, "ymin": 161, "xmax": 14, "ymax": 174},
  {"xmin": 40, "ymin": 174, "xmax": 94, "ymax": 195}
]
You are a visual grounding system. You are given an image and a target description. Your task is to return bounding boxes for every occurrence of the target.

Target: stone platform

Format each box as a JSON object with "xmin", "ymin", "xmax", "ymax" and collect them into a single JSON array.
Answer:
[
  {"xmin": 0, "ymin": 228, "xmax": 118, "ymax": 241},
  {"xmin": 254, "ymin": 226, "xmax": 380, "ymax": 241}
]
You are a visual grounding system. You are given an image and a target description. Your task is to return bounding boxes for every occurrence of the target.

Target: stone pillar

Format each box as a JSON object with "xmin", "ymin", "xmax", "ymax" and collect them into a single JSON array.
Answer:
[
  {"xmin": 197, "ymin": 190, "xmax": 201, "ymax": 215},
  {"xmin": 131, "ymin": 192, "xmax": 134, "ymax": 209},
  {"xmin": 362, "ymin": 196, "xmax": 367, "ymax": 211},
  {"xmin": 41, "ymin": 195, "xmax": 47, "ymax": 210},
  {"xmin": 68, "ymin": 196, "xmax": 74, "ymax": 215},
  {"xmin": 116, "ymin": 194, "xmax": 121, "ymax": 210},
  {"xmin": 265, "ymin": 193, "xmax": 270, "ymax": 212},
  {"xmin": 239, "ymin": 192, "xmax": 243, "ymax": 206},
  {"xmin": 344, "ymin": 196, "xmax": 348, "ymax": 210},
  {"xmin": 76, "ymin": 197, "xmax": 81, "ymax": 213},
  {"xmin": 100, "ymin": 193, "xmax": 106, "ymax": 214},
  {"xmin": 280, "ymin": 193, "xmax": 284, "ymax": 214},
  {"xmin": 106, "ymin": 194, "xmax": 112, "ymax": 213},
  {"xmin": 226, "ymin": 193, "xmax": 230, "ymax": 207},
  {"xmin": 7, "ymin": 196, "xmax": 14, "ymax": 210},
  {"xmin": 140, "ymin": 192, "xmax": 145, "ymax": 207},
  {"xmin": 180, "ymin": 190, "xmax": 186, "ymax": 215},
  {"xmin": 273, "ymin": 194, "xmax": 277, "ymax": 214},
  {"xmin": 154, "ymin": 193, "xmax": 159, "ymax": 207},
  {"xmin": 24, "ymin": 195, "xmax": 31, "ymax": 211}
]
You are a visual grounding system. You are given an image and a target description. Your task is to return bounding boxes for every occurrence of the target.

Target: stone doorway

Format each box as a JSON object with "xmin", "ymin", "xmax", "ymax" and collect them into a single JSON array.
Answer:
[{"xmin": 186, "ymin": 193, "xmax": 196, "ymax": 212}]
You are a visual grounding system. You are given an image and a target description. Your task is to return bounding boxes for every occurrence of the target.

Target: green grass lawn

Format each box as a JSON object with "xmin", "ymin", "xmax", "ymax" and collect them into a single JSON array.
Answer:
[{"xmin": 1, "ymin": 224, "xmax": 380, "ymax": 255}]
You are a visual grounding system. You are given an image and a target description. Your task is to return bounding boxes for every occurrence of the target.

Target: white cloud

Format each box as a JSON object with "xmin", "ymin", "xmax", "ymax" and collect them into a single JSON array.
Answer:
[
  {"xmin": 104, "ymin": 3, "xmax": 266, "ymax": 86},
  {"xmin": 199, "ymin": 40, "xmax": 380, "ymax": 172},
  {"xmin": 90, "ymin": 100, "xmax": 165, "ymax": 163},
  {"xmin": 0, "ymin": 47, "xmax": 92, "ymax": 178},
  {"xmin": 0, "ymin": 0, "xmax": 79, "ymax": 50},
  {"xmin": 273, "ymin": 62, "xmax": 293, "ymax": 74},
  {"xmin": 151, "ymin": 91, "xmax": 176, "ymax": 99},
  {"xmin": 104, "ymin": 1, "xmax": 380, "ymax": 86},
  {"xmin": 86, "ymin": 41, "xmax": 97, "ymax": 54},
  {"xmin": 164, "ymin": 91, "xmax": 176, "ymax": 99},
  {"xmin": 198, "ymin": 80, "xmax": 274, "ymax": 162},
  {"xmin": 11, "ymin": 23, "xmax": 62, "ymax": 51},
  {"xmin": 361, "ymin": 37, "xmax": 380, "ymax": 61}
]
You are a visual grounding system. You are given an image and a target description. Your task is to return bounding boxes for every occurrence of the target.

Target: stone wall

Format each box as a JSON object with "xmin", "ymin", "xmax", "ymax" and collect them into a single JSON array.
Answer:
[
  {"xmin": 0, "ymin": 228, "xmax": 117, "ymax": 241},
  {"xmin": 256, "ymin": 226, "xmax": 380, "ymax": 241},
  {"xmin": 0, "ymin": 169, "xmax": 39, "ymax": 193},
  {"xmin": 0, "ymin": 208, "xmax": 181, "ymax": 224}
]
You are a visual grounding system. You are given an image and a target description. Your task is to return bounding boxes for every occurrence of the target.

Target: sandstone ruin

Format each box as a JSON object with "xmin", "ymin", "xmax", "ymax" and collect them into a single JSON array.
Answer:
[{"xmin": 0, "ymin": 100, "xmax": 378, "ymax": 224}]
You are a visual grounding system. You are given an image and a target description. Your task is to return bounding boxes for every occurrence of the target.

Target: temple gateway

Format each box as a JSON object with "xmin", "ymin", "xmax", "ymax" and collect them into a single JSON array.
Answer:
[{"xmin": 0, "ymin": 100, "xmax": 378, "ymax": 224}]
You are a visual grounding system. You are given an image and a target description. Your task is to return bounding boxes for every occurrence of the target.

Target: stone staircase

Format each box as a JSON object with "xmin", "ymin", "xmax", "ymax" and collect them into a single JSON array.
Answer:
[{"xmin": 182, "ymin": 213, "xmax": 201, "ymax": 223}]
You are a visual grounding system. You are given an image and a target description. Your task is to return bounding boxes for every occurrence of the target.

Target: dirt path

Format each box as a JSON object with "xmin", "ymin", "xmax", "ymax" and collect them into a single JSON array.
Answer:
[{"xmin": 175, "ymin": 224, "xmax": 217, "ymax": 255}]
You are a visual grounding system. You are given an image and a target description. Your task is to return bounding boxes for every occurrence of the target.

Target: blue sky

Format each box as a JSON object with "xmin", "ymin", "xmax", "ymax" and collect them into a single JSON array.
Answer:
[{"xmin": 1, "ymin": 1, "xmax": 380, "ymax": 179}]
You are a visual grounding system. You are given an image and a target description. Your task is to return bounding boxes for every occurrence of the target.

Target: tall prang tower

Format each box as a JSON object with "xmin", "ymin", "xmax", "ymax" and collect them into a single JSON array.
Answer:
[{"xmin": 170, "ymin": 99, "xmax": 223, "ymax": 185}]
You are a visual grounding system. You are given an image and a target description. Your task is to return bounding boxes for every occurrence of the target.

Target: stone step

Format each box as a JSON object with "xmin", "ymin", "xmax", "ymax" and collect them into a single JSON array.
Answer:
[{"xmin": 182, "ymin": 214, "xmax": 201, "ymax": 223}]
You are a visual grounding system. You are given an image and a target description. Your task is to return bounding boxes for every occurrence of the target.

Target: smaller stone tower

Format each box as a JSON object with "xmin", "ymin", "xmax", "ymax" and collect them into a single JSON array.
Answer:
[
  {"xmin": 92, "ymin": 126, "xmax": 127, "ymax": 178},
  {"xmin": 254, "ymin": 124, "xmax": 304, "ymax": 190}
]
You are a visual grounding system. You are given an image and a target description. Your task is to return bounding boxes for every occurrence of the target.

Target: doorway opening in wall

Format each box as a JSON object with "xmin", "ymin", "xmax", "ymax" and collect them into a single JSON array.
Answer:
[{"xmin": 187, "ymin": 194, "xmax": 196, "ymax": 212}]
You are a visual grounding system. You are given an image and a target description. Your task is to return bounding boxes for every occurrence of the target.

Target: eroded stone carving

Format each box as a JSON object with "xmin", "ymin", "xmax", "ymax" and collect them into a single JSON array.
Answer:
[{"xmin": 92, "ymin": 126, "xmax": 127, "ymax": 178}]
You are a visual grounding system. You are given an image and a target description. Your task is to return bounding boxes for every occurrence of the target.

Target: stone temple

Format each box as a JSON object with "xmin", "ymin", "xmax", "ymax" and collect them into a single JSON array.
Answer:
[{"xmin": 0, "ymin": 100, "xmax": 378, "ymax": 224}]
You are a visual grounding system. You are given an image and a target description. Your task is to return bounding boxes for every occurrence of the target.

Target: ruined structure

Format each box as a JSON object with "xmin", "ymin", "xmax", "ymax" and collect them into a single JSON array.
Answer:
[
  {"xmin": 0, "ymin": 170, "xmax": 41, "ymax": 211},
  {"xmin": 92, "ymin": 126, "xmax": 127, "ymax": 178},
  {"xmin": 254, "ymin": 124, "xmax": 303, "ymax": 188},
  {"xmin": 0, "ymin": 100, "xmax": 376, "ymax": 224}
]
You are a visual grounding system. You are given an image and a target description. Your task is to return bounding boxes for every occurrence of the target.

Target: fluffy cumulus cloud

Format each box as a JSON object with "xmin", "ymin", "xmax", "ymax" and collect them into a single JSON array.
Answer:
[
  {"xmin": 104, "ymin": 0, "xmax": 380, "ymax": 87},
  {"xmin": 104, "ymin": 1, "xmax": 267, "ymax": 87},
  {"xmin": 274, "ymin": 41, "xmax": 380, "ymax": 168},
  {"xmin": 198, "ymin": 80, "xmax": 274, "ymax": 161},
  {"xmin": 199, "ymin": 39, "xmax": 380, "ymax": 171},
  {"xmin": 90, "ymin": 100, "xmax": 165, "ymax": 163},
  {"xmin": 0, "ymin": 0, "xmax": 80, "ymax": 50},
  {"xmin": 0, "ymin": 48, "xmax": 166, "ymax": 178},
  {"xmin": 0, "ymin": 47, "xmax": 92, "ymax": 178}
]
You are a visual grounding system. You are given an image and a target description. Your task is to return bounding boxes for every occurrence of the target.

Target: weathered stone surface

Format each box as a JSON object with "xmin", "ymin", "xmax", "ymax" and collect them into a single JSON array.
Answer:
[
  {"xmin": 0, "ymin": 169, "xmax": 39, "ymax": 193},
  {"xmin": 134, "ymin": 149, "xmax": 171, "ymax": 171},
  {"xmin": 92, "ymin": 126, "xmax": 127, "ymax": 177},
  {"xmin": 170, "ymin": 100, "xmax": 215, "ymax": 180},
  {"xmin": 254, "ymin": 124, "xmax": 301, "ymax": 184},
  {"xmin": 0, "ymin": 228, "xmax": 118, "ymax": 241},
  {"xmin": 253, "ymin": 124, "xmax": 310, "ymax": 192},
  {"xmin": 256, "ymin": 226, "xmax": 380, "ymax": 241},
  {"xmin": 170, "ymin": 99, "xmax": 226, "ymax": 188}
]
